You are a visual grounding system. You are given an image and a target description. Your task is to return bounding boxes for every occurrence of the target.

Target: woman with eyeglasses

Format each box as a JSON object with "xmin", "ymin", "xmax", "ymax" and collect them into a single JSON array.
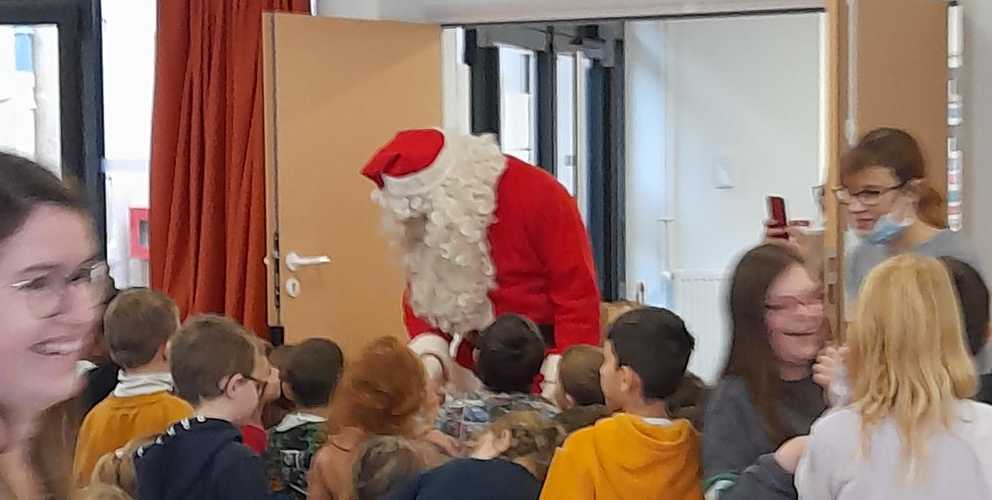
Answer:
[
  {"xmin": 0, "ymin": 152, "xmax": 108, "ymax": 499},
  {"xmin": 838, "ymin": 128, "xmax": 978, "ymax": 309}
]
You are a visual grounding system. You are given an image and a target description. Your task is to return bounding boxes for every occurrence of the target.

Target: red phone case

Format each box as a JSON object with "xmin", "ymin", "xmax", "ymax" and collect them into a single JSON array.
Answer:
[{"xmin": 767, "ymin": 196, "xmax": 788, "ymax": 239}]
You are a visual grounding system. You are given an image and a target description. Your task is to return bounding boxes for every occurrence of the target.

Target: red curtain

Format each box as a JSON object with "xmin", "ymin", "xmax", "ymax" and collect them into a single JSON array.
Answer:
[{"xmin": 150, "ymin": 0, "xmax": 310, "ymax": 337}]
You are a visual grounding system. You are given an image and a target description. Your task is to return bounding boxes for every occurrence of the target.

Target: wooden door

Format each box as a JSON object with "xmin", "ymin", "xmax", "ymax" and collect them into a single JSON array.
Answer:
[
  {"xmin": 853, "ymin": 0, "xmax": 949, "ymax": 223},
  {"xmin": 263, "ymin": 14, "xmax": 442, "ymax": 356},
  {"xmin": 823, "ymin": 0, "xmax": 949, "ymax": 333}
]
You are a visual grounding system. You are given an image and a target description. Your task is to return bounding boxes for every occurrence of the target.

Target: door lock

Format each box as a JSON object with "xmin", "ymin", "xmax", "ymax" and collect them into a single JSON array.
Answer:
[{"xmin": 285, "ymin": 277, "xmax": 302, "ymax": 298}]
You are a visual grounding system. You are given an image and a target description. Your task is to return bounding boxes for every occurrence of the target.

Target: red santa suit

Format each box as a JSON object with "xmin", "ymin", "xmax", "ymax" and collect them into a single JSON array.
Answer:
[{"xmin": 361, "ymin": 129, "xmax": 600, "ymax": 395}]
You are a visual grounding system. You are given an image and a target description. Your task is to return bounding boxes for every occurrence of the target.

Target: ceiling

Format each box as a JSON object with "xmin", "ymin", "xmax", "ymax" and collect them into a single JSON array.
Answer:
[{"xmin": 318, "ymin": 0, "xmax": 825, "ymax": 24}]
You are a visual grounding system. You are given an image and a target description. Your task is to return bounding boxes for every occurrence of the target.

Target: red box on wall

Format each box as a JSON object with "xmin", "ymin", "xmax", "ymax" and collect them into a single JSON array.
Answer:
[{"xmin": 129, "ymin": 208, "xmax": 150, "ymax": 261}]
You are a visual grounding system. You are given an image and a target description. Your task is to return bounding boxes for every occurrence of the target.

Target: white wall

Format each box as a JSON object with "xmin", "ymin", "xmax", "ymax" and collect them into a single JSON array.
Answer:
[
  {"xmin": 102, "ymin": 0, "xmax": 156, "ymax": 161},
  {"xmin": 667, "ymin": 14, "xmax": 821, "ymax": 272},
  {"xmin": 102, "ymin": 0, "xmax": 156, "ymax": 287},
  {"xmin": 625, "ymin": 21, "xmax": 670, "ymax": 307},
  {"xmin": 624, "ymin": 14, "xmax": 822, "ymax": 381},
  {"xmin": 960, "ymin": 1, "xmax": 992, "ymax": 274},
  {"xmin": 315, "ymin": 0, "xmax": 381, "ymax": 18},
  {"xmin": 441, "ymin": 28, "xmax": 471, "ymax": 135}
]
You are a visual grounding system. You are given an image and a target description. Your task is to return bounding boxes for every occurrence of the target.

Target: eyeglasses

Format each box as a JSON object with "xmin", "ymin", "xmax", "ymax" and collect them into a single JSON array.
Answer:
[
  {"xmin": 244, "ymin": 366, "xmax": 276, "ymax": 396},
  {"xmin": 244, "ymin": 375, "xmax": 267, "ymax": 397},
  {"xmin": 765, "ymin": 294, "xmax": 824, "ymax": 312},
  {"xmin": 8, "ymin": 262, "xmax": 110, "ymax": 318},
  {"xmin": 833, "ymin": 181, "xmax": 907, "ymax": 206}
]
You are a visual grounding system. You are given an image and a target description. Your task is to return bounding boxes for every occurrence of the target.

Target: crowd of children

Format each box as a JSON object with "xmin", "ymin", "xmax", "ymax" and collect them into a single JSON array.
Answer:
[
  {"xmin": 54, "ymin": 243, "xmax": 992, "ymax": 500},
  {"xmin": 5, "ymin": 130, "xmax": 992, "ymax": 500}
]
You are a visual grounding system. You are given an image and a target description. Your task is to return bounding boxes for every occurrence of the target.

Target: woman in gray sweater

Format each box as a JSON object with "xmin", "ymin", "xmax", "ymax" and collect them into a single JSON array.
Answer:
[
  {"xmin": 703, "ymin": 244, "xmax": 828, "ymax": 500},
  {"xmin": 839, "ymin": 128, "xmax": 979, "ymax": 309}
]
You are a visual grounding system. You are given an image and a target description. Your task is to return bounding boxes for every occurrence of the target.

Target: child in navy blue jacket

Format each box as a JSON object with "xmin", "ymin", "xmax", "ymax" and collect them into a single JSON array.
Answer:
[{"xmin": 135, "ymin": 315, "xmax": 273, "ymax": 500}]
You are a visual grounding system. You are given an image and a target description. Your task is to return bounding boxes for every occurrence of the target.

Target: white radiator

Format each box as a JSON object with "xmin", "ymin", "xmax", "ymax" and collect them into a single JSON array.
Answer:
[{"xmin": 671, "ymin": 269, "xmax": 730, "ymax": 384}]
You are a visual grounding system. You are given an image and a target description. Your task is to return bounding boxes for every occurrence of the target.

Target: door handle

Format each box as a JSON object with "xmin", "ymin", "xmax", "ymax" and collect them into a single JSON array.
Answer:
[{"xmin": 285, "ymin": 251, "xmax": 331, "ymax": 271}]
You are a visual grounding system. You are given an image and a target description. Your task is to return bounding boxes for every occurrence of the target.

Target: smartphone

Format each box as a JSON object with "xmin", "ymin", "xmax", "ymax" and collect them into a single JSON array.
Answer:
[{"xmin": 767, "ymin": 196, "xmax": 788, "ymax": 239}]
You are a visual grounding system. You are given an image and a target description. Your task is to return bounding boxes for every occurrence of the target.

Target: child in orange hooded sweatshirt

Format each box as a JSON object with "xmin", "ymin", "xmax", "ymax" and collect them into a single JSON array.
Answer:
[{"xmin": 540, "ymin": 307, "xmax": 703, "ymax": 500}]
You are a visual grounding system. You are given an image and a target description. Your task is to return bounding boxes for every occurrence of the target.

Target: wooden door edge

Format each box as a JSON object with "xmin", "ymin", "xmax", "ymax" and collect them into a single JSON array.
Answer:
[{"xmin": 262, "ymin": 13, "xmax": 281, "ymax": 329}]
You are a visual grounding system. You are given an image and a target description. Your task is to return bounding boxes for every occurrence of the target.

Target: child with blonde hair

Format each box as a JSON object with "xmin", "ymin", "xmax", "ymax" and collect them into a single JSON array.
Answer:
[
  {"xmin": 395, "ymin": 411, "xmax": 564, "ymax": 500},
  {"xmin": 553, "ymin": 345, "xmax": 610, "ymax": 435},
  {"xmin": 796, "ymin": 255, "xmax": 992, "ymax": 499},
  {"xmin": 77, "ymin": 484, "xmax": 134, "ymax": 500},
  {"xmin": 353, "ymin": 436, "xmax": 428, "ymax": 500},
  {"xmin": 89, "ymin": 439, "xmax": 146, "ymax": 498},
  {"xmin": 73, "ymin": 289, "xmax": 194, "ymax": 486},
  {"xmin": 241, "ymin": 337, "xmax": 282, "ymax": 456},
  {"xmin": 600, "ymin": 301, "xmax": 641, "ymax": 337}
]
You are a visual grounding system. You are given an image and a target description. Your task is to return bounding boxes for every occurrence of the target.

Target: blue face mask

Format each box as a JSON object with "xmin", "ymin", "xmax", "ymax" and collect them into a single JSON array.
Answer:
[
  {"xmin": 857, "ymin": 208, "xmax": 913, "ymax": 245},
  {"xmin": 853, "ymin": 192, "xmax": 916, "ymax": 245},
  {"xmin": 861, "ymin": 214, "xmax": 910, "ymax": 244}
]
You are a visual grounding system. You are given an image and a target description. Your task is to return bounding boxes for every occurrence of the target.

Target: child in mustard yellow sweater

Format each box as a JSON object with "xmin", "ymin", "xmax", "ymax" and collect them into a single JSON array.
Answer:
[
  {"xmin": 541, "ymin": 307, "xmax": 703, "ymax": 500},
  {"xmin": 73, "ymin": 289, "xmax": 193, "ymax": 486}
]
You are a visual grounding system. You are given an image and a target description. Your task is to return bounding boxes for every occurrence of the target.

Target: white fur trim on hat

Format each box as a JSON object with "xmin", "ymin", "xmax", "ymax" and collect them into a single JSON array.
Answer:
[{"xmin": 381, "ymin": 129, "xmax": 454, "ymax": 197}]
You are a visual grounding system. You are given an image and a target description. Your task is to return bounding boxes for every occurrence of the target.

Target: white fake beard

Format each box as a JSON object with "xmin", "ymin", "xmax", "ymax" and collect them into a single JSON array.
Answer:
[{"xmin": 373, "ymin": 134, "xmax": 507, "ymax": 335}]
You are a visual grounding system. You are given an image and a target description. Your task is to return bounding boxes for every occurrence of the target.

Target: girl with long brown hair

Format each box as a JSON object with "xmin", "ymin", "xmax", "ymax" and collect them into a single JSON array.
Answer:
[
  {"xmin": 702, "ymin": 244, "xmax": 828, "ymax": 500},
  {"xmin": 0, "ymin": 152, "xmax": 108, "ymax": 499}
]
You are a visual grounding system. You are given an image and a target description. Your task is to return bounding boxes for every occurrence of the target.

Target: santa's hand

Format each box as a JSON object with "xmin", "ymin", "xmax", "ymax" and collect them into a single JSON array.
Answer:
[
  {"xmin": 420, "ymin": 353, "xmax": 448, "ymax": 390},
  {"xmin": 540, "ymin": 354, "xmax": 562, "ymax": 400}
]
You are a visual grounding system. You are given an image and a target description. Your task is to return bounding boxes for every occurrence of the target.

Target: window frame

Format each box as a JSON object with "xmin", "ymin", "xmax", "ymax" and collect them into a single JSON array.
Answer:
[
  {"xmin": 464, "ymin": 23, "xmax": 626, "ymax": 300},
  {"xmin": 0, "ymin": 0, "xmax": 106, "ymax": 256}
]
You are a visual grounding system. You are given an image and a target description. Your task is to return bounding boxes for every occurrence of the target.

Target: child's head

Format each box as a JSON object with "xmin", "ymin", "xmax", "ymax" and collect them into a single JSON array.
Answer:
[
  {"xmin": 667, "ymin": 373, "xmax": 709, "ymax": 430},
  {"xmin": 554, "ymin": 345, "xmax": 605, "ymax": 410},
  {"xmin": 353, "ymin": 435, "xmax": 426, "ymax": 500},
  {"xmin": 850, "ymin": 255, "xmax": 977, "ymax": 467},
  {"xmin": 725, "ymin": 243, "xmax": 823, "ymax": 445},
  {"xmin": 77, "ymin": 484, "xmax": 134, "ymax": 500},
  {"xmin": 472, "ymin": 411, "xmax": 564, "ymax": 481},
  {"xmin": 90, "ymin": 439, "xmax": 145, "ymax": 498},
  {"xmin": 333, "ymin": 336, "xmax": 426, "ymax": 436},
  {"xmin": 103, "ymin": 288, "xmax": 179, "ymax": 371},
  {"xmin": 262, "ymin": 344, "xmax": 298, "ymax": 428},
  {"xmin": 601, "ymin": 301, "xmax": 642, "ymax": 336},
  {"xmin": 85, "ymin": 277, "xmax": 119, "ymax": 363},
  {"xmin": 244, "ymin": 336, "xmax": 280, "ymax": 420},
  {"xmin": 601, "ymin": 307, "xmax": 694, "ymax": 413},
  {"xmin": 283, "ymin": 338, "xmax": 344, "ymax": 410},
  {"xmin": 554, "ymin": 404, "xmax": 611, "ymax": 436},
  {"xmin": 476, "ymin": 314, "xmax": 546, "ymax": 394},
  {"xmin": 841, "ymin": 127, "xmax": 945, "ymax": 232},
  {"xmin": 940, "ymin": 256, "xmax": 991, "ymax": 356},
  {"xmin": 169, "ymin": 315, "xmax": 269, "ymax": 423}
]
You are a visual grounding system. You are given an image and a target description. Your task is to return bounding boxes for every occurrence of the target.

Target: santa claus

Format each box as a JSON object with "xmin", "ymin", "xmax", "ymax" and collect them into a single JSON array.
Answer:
[{"xmin": 361, "ymin": 129, "xmax": 601, "ymax": 396}]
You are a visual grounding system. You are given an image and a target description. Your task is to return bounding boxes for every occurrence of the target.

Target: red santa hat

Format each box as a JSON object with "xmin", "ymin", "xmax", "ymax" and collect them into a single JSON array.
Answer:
[{"xmin": 361, "ymin": 129, "xmax": 452, "ymax": 197}]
